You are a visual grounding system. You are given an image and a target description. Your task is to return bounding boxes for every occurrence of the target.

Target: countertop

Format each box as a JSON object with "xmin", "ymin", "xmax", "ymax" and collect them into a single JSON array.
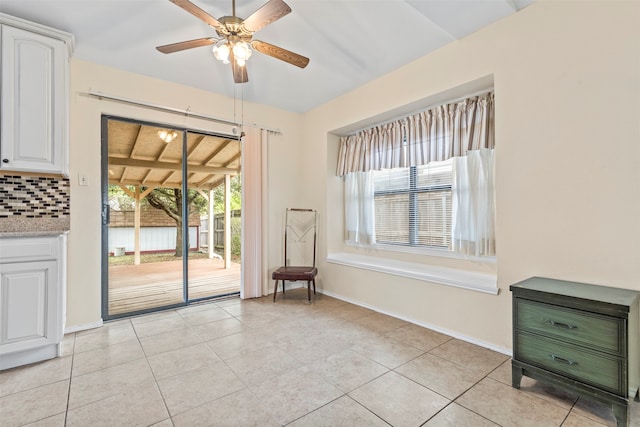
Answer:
[
  {"xmin": 0, "ymin": 216, "xmax": 70, "ymax": 237},
  {"xmin": 0, "ymin": 230, "xmax": 69, "ymax": 238}
]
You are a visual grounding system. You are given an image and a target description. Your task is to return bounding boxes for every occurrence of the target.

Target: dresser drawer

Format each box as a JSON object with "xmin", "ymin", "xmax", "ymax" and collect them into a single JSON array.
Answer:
[
  {"xmin": 514, "ymin": 299, "xmax": 624, "ymax": 356},
  {"xmin": 515, "ymin": 331, "xmax": 625, "ymax": 395}
]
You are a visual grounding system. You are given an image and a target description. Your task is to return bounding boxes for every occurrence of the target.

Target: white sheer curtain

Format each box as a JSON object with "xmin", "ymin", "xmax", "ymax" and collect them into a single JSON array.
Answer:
[
  {"xmin": 241, "ymin": 127, "xmax": 268, "ymax": 298},
  {"xmin": 451, "ymin": 149, "xmax": 495, "ymax": 257},
  {"xmin": 344, "ymin": 171, "xmax": 376, "ymax": 246}
]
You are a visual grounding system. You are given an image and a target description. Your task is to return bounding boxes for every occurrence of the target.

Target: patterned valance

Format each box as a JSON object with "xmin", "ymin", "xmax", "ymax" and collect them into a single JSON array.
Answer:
[{"xmin": 337, "ymin": 92, "xmax": 494, "ymax": 176}]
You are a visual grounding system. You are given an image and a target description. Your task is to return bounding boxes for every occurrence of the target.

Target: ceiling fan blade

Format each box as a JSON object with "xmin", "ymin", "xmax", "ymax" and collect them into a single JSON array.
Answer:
[
  {"xmin": 156, "ymin": 37, "xmax": 218, "ymax": 54},
  {"xmin": 230, "ymin": 52, "xmax": 249, "ymax": 83},
  {"xmin": 251, "ymin": 40, "xmax": 309, "ymax": 68},
  {"xmin": 169, "ymin": 0, "xmax": 227, "ymax": 33},
  {"xmin": 242, "ymin": 0, "xmax": 291, "ymax": 33}
]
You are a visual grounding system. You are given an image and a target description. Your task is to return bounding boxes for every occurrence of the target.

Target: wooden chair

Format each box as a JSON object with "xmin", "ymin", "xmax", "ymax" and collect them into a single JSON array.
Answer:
[{"xmin": 272, "ymin": 208, "xmax": 318, "ymax": 302}]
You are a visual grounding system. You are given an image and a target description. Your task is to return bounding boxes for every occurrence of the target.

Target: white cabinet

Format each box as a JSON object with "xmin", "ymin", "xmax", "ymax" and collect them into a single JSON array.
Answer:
[
  {"xmin": 0, "ymin": 14, "xmax": 73, "ymax": 176},
  {"xmin": 0, "ymin": 235, "xmax": 66, "ymax": 370}
]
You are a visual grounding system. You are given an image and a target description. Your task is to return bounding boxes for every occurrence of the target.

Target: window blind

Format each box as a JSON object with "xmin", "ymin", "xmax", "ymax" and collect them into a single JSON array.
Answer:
[{"xmin": 373, "ymin": 159, "xmax": 452, "ymax": 249}]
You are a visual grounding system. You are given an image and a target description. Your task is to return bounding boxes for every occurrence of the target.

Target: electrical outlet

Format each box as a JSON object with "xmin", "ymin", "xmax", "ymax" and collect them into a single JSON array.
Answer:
[{"xmin": 79, "ymin": 174, "xmax": 89, "ymax": 186}]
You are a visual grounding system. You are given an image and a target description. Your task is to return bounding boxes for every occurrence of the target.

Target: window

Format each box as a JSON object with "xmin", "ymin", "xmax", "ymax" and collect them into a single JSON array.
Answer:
[
  {"xmin": 373, "ymin": 159, "xmax": 453, "ymax": 249},
  {"xmin": 339, "ymin": 92, "xmax": 495, "ymax": 258}
]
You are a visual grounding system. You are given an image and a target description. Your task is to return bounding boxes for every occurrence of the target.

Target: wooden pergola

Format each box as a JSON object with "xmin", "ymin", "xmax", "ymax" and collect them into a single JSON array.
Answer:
[{"xmin": 106, "ymin": 119, "xmax": 240, "ymax": 267}]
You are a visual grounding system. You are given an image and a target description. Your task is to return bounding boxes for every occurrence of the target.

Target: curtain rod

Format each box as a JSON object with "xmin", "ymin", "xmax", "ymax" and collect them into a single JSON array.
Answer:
[{"xmin": 85, "ymin": 90, "xmax": 282, "ymax": 134}]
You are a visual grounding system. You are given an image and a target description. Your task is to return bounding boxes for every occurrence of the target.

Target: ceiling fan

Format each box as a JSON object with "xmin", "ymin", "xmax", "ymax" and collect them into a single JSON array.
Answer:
[{"xmin": 156, "ymin": 0, "xmax": 309, "ymax": 84}]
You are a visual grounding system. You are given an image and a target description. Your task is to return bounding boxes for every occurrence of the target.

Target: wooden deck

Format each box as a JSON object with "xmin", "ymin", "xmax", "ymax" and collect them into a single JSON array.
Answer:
[{"xmin": 108, "ymin": 258, "xmax": 240, "ymax": 315}]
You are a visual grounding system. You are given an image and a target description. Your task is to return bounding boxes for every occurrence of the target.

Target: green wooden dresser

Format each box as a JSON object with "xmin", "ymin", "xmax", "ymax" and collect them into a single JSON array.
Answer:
[{"xmin": 510, "ymin": 277, "xmax": 639, "ymax": 427}]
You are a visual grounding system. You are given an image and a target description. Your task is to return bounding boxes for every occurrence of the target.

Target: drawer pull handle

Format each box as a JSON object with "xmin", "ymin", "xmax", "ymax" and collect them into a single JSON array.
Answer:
[
  {"xmin": 549, "ymin": 320, "xmax": 577, "ymax": 330},
  {"xmin": 550, "ymin": 354, "xmax": 578, "ymax": 366}
]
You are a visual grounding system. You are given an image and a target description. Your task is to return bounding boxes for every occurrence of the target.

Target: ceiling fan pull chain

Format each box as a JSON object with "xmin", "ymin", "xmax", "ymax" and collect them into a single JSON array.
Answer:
[{"xmin": 241, "ymin": 82, "xmax": 244, "ymax": 130}]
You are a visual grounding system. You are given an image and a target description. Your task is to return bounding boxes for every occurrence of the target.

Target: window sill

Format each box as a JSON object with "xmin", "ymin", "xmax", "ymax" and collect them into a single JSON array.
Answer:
[
  {"xmin": 326, "ymin": 252, "xmax": 498, "ymax": 295},
  {"xmin": 354, "ymin": 241, "xmax": 496, "ymax": 264}
]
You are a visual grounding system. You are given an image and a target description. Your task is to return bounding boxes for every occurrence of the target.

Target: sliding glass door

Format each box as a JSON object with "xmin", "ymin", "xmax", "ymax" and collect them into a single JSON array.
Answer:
[
  {"xmin": 185, "ymin": 132, "xmax": 242, "ymax": 303},
  {"xmin": 101, "ymin": 116, "xmax": 241, "ymax": 320}
]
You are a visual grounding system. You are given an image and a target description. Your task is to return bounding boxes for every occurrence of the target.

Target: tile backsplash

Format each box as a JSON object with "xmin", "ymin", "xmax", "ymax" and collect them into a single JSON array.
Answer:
[{"xmin": 0, "ymin": 175, "xmax": 70, "ymax": 218}]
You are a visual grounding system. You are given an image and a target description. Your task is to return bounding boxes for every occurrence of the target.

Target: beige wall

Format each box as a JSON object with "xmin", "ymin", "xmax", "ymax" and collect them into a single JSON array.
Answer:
[
  {"xmin": 303, "ymin": 0, "xmax": 640, "ymax": 351},
  {"xmin": 67, "ymin": 59, "xmax": 305, "ymax": 328},
  {"xmin": 66, "ymin": 1, "xmax": 640, "ymax": 353}
]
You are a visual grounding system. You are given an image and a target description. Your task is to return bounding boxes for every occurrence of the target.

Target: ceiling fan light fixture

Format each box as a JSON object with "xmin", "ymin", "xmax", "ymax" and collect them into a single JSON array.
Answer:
[
  {"xmin": 232, "ymin": 41, "xmax": 252, "ymax": 61},
  {"xmin": 213, "ymin": 40, "xmax": 252, "ymax": 67},
  {"xmin": 212, "ymin": 42, "xmax": 231, "ymax": 63}
]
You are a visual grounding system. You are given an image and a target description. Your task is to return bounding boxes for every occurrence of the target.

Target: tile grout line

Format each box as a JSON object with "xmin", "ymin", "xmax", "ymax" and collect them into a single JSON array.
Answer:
[
  {"xmin": 134, "ymin": 313, "xmax": 175, "ymax": 425},
  {"xmin": 63, "ymin": 333, "xmax": 76, "ymax": 426},
  {"xmin": 11, "ymin": 291, "xmax": 623, "ymax": 426},
  {"xmin": 164, "ymin": 302, "xmax": 254, "ymax": 422}
]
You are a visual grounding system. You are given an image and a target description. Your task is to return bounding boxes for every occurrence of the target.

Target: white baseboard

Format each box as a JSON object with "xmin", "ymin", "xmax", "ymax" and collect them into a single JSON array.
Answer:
[
  {"xmin": 62, "ymin": 289, "xmax": 513, "ymax": 358},
  {"xmin": 318, "ymin": 288, "xmax": 512, "ymax": 357},
  {"xmin": 270, "ymin": 281, "xmax": 306, "ymax": 294},
  {"xmin": 0, "ymin": 344, "xmax": 59, "ymax": 371},
  {"xmin": 64, "ymin": 319, "xmax": 103, "ymax": 334}
]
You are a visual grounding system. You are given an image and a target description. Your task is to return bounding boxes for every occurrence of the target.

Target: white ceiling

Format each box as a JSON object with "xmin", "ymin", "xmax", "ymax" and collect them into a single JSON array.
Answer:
[{"xmin": 0, "ymin": 0, "xmax": 534, "ymax": 113}]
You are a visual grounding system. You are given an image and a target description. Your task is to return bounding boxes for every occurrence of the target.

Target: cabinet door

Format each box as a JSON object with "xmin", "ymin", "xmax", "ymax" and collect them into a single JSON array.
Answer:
[
  {"xmin": 1, "ymin": 25, "xmax": 67, "ymax": 174},
  {"xmin": 0, "ymin": 260, "xmax": 61, "ymax": 354}
]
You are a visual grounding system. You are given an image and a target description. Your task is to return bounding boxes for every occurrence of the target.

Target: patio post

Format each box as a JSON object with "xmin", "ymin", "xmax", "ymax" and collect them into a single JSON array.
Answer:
[
  {"xmin": 224, "ymin": 174, "xmax": 231, "ymax": 269},
  {"xmin": 134, "ymin": 187, "xmax": 142, "ymax": 265},
  {"xmin": 134, "ymin": 186, "xmax": 154, "ymax": 265},
  {"xmin": 208, "ymin": 189, "xmax": 214, "ymax": 259}
]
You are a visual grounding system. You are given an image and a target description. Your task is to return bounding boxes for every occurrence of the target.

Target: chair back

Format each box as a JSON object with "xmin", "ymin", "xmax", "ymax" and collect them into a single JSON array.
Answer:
[{"xmin": 284, "ymin": 208, "xmax": 317, "ymax": 267}]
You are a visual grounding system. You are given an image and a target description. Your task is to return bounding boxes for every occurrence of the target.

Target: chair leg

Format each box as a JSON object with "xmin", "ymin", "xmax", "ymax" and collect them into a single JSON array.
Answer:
[
  {"xmin": 312, "ymin": 278, "xmax": 316, "ymax": 295},
  {"xmin": 307, "ymin": 280, "xmax": 311, "ymax": 302},
  {"xmin": 273, "ymin": 280, "xmax": 278, "ymax": 302}
]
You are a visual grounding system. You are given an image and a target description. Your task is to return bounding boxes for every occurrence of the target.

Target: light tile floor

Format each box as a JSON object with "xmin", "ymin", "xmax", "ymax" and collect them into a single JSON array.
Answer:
[{"xmin": 1, "ymin": 288, "xmax": 639, "ymax": 426}]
